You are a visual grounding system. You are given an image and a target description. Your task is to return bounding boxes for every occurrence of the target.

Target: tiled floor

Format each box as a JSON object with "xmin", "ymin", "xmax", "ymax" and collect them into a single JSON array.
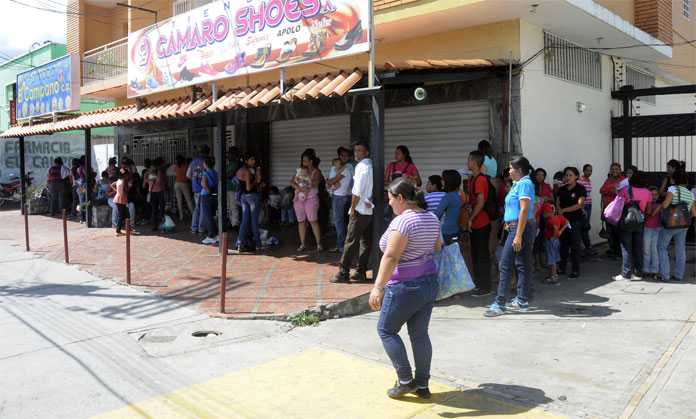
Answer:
[{"xmin": 0, "ymin": 209, "xmax": 372, "ymax": 317}]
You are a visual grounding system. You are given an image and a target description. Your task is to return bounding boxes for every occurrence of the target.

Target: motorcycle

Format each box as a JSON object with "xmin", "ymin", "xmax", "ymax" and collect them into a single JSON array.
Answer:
[{"xmin": 0, "ymin": 171, "xmax": 34, "ymax": 207}]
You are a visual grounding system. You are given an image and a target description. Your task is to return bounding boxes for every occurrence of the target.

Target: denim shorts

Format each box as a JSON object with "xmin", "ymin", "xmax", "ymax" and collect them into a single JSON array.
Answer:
[{"xmin": 545, "ymin": 238, "xmax": 561, "ymax": 265}]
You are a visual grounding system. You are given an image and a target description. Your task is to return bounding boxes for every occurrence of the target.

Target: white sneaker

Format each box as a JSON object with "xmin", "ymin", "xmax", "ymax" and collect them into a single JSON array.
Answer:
[
  {"xmin": 202, "ymin": 237, "xmax": 213, "ymax": 244},
  {"xmin": 612, "ymin": 274, "xmax": 630, "ymax": 282},
  {"xmin": 210, "ymin": 236, "xmax": 219, "ymax": 244}
]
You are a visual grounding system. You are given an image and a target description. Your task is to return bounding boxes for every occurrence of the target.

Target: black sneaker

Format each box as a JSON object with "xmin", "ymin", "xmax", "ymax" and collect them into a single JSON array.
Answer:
[
  {"xmin": 568, "ymin": 272, "xmax": 579, "ymax": 279},
  {"xmin": 350, "ymin": 271, "xmax": 370, "ymax": 283},
  {"xmin": 330, "ymin": 272, "xmax": 350, "ymax": 283},
  {"xmin": 387, "ymin": 380, "xmax": 418, "ymax": 398},
  {"xmin": 542, "ymin": 275, "xmax": 560, "ymax": 285},
  {"xmin": 415, "ymin": 387, "xmax": 431, "ymax": 399},
  {"xmin": 471, "ymin": 289, "xmax": 491, "ymax": 297}
]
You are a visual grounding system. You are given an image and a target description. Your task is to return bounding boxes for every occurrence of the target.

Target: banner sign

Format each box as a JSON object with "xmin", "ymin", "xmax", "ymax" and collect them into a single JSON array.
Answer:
[
  {"xmin": 127, "ymin": 0, "xmax": 370, "ymax": 98},
  {"xmin": 16, "ymin": 54, "xmax": 80, "ymax": 120},
  {"xmin": 9, "ymin": 100, "xmax": 16, "ymax": 125}
]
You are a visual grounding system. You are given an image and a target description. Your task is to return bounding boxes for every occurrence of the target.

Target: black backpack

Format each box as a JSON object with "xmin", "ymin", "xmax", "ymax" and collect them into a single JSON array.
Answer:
[{"xmin": 472, "ymin": 173, "xmax": 501, "ymax": 221}]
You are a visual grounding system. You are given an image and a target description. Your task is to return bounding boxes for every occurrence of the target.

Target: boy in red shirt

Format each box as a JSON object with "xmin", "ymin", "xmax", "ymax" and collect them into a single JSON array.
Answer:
[{"xmin": 541, "ymin": 203, "xmax": 569, "ymax": 285}]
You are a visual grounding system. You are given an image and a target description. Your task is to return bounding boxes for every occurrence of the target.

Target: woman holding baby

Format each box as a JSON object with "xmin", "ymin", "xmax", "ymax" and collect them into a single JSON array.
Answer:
[{"xmin": 291, "ymin": 149, "xmax": 325, "ymax": 252}]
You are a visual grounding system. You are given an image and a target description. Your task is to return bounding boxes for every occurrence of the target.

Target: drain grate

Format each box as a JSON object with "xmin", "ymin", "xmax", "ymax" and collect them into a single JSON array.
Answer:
[
  {"xmin": 141, "ymin": 335, "xmax": 177, "ymax": 343},
  {"xmin": 192, "ymin": 331, "xmax": 221, "ymax": 337}
]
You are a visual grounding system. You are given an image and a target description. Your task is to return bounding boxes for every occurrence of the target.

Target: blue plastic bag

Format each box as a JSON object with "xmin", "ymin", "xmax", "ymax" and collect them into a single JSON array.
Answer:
[{"xmin": 434, "ymin": 242, "xmax": 475, "ymax": 300}]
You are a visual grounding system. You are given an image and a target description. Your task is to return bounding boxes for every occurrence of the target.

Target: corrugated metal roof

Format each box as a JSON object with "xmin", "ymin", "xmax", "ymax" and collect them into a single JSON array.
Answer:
[{"xmin": 0, "ymin": 59, "xmax": 511, "ymax": 138}]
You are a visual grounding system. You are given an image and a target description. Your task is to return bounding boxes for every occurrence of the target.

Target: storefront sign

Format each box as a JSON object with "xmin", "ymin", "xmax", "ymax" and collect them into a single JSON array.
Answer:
[
  {"xmin": 127, "ymin": 0, "xmax": 370, "ymax": 98},
  {"xmin": 16, "ymin": 55, "xmax": 80, "ymax": 120},
  {"xmin": 9, "ymin": 100, "xmax": 16, "ymax": 125}
]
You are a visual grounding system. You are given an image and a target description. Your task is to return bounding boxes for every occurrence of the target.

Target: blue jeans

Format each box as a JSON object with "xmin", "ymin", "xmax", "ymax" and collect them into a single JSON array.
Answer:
[
  {"xmin": 377, "ymin": 274, "xmax": 439, "ymax": 387},
  {"xmin": 497, "ymin": 222, "xmax": 535, "ymax": 306},
  {"xmin": 237, "ymin": 193, "xmax": 261, "ymax": 247},
  {"xmin": 620, "ymin": 226, "xmax": 644, "ymax": 278},
  {"xmin": 642, "ymin": 227, "xmax": 660, "ymax": 274},
  {"xmin": 332, "ymin": 195, "xmax": 349, "ymax": 251},
  {"xmin": 657, "ymin": 227, "xmax": 688, "ymax": 280},
  {"xmin": 581, "ymin": 204, "xmax": 592, "ymax": 249},
  {"xmin": 77, "ymin": 186, "xmax": 86, "ymax": 222},
  {"xmin": 150, "ymin": 191, "xmax": 165, "ymax": 227},
  {"xmin": 281, "ymin": 208, "xmax": 297, "ymax": 223},
  {"xmin": 191, "ymin": 192, "xmax": 207, "ymax": 232},
  {"xmin": 200, "ymin": 194, "xmax": 217, "ymax": 239}
]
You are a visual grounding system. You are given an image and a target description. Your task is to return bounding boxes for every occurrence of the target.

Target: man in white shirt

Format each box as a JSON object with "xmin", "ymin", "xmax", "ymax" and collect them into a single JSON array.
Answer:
[{"xmin": 332, "ymin": 142, "xmax": 373, "ymax": 283}]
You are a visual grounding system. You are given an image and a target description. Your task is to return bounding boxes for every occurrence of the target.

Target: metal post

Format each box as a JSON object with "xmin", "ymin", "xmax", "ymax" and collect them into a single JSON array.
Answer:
[
  {"xmin": 220, "ymin": 232, "xmax": 228, "ymax": 313},
  {"xmin": 126, "ymin": 219, "xmax": 131, "ymax": 284},
  {"xmin": 507, "ymin": 51, "xmax": 513, "ymax": 153},
  {"xmin": 62, "ymin": 209, "xmax": 69, "ymax": 263},
  {"xmin": 217, "ymin": 113, "xmax": 227, "ymax": 253},
  {"xmin": 24, "ymin": 203, "xmax": 30, "ymax": 252},
  {"xmin": 370, "ymin": 89, "xmax": 385, "ymax": 278},
  {"xmin": 19, "ymin": 136, "xmax": 26, "ymax": 215},
  {"xmin": 368, "ymin": 0, "xmax": 375, "ymax": 88},
  {"xmin": 623, "ymin": 98, "xmax": 632, "ymax": 168},
  {"xmin": 84, "ymin": 128, "xmax": 93, "ymax": 227},
  {"xmin": 280, "ymin": 68, "xmax": 285, "ymax": 95},
  {"xmin": 212, "ymin": 81, "xmax": 217, "ymax": 103}
]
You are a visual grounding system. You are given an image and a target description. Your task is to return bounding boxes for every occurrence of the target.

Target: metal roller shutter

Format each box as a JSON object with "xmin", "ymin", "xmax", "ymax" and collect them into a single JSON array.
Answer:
[
  {"xmin": 271, "ymin": 116, "xmax": 350, "ymax": 189},
  {"xmin": 385, "ymin": 101, "xmax": 489, "ymax": 181}
]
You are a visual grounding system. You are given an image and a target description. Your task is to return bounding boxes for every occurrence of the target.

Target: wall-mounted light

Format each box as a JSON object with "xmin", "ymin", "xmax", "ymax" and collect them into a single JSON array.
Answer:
[{"xmin": 576, "ymin": 101, "xmax": 586, "ymax": 112}]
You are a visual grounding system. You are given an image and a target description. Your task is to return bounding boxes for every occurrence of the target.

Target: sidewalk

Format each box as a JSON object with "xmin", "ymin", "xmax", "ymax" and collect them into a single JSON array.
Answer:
[{"xmin": 0, "ymin": 208, "xmax": 372, "ymax": 318}]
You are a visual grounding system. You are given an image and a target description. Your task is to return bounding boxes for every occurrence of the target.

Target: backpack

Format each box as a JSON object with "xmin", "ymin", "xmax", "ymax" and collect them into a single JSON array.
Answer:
[
  {"xmin": 472, "ymin": 174, "xmax": 501, "ymax": 221},
  {"xmin": 388, "ymin": 162, "xmax": 411, "ymax": 182},
  {"xmin": 281, "ymin": 186, "xmax": 294, "ymax": 209},
  {"xmin": 457, "ymin": 190, "xmax": 470, "ymax": 229},
  {"xmin": 620, "ymin": 186, "xmax": 645, "ymax": 231}
]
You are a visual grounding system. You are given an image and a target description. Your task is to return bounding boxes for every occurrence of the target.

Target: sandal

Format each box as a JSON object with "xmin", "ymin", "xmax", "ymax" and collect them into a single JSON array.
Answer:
[{"xmin": 297, "ymin": 244, "xmax": 306, "ymax": 252}]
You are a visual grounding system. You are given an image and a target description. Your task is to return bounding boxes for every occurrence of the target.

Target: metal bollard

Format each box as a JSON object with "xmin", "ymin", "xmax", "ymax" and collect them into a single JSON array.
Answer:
[
  {"xmin": 62, "ymin": 209, "xmax": 69, "ymax": 263},
  {"xmin": 220, "ymin": 232, "xmax": 228, "ymax": 313},
  {"xmin": 126, "ymin": 219, "xmax": 131, "ymax": 285},
  {"xmin": 24, "ymin": 204, "xmax": 30, "ymax": 252}
]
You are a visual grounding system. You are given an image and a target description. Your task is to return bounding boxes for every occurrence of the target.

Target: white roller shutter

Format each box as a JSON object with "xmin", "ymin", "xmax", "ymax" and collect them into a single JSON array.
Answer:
[
  {"xmin": 385, "ymin": 101, "xmax": 489, "ymax": 181},
  {"xmin": 271, "ymin": 116, "xmax": 350, "ymax": 188}
]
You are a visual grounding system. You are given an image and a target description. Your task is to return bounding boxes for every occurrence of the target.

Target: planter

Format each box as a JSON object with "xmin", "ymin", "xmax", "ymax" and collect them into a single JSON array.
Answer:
[
  {"xmin": 27, "ymin": 197, "xmax": 48, "ymax": 215},
  {"xmin": 90, "ymin": 205, "xmax": 112, "ymax": 228}
]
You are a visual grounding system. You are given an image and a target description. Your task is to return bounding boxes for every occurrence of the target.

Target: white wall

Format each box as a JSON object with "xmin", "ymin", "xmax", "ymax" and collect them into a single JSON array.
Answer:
[{"xmin": 519, "ymin": 20, "xmax": 615, "ymax": 245}]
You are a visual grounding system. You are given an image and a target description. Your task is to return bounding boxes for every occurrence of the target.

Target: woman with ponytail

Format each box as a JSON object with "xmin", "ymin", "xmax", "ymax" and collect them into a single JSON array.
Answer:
[{"xmin": 369, "ymin": 177, "xmax": 442, "ymax": 399}]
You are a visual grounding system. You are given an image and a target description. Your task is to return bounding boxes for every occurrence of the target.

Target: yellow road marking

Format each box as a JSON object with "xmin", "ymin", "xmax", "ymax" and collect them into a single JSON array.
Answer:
[{"xmin": 95, "ymin": 347, "xmax": 563, "ymax": 418}]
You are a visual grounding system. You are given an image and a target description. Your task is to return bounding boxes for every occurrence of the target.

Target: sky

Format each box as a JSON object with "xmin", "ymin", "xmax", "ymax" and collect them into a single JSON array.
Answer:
[{"xmin": 0, "ymin": 0, "xmax": 68, "ymax": 62}]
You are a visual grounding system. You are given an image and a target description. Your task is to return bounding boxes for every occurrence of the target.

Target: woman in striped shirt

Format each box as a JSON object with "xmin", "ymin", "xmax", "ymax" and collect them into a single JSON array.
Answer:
[
  {"xmin": 370, "ymin": 177, "xmax": 442, "ymax": 399},
  {"xmin": 657, "ymin": 170, "xmax": 696, "ymax": 281},
  {"xmin": 577, "ymin": 164, "xmax": 598, "ymax": 255}
]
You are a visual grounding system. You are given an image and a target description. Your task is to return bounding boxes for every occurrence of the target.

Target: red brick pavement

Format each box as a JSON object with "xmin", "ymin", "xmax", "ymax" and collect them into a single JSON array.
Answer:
[{"xmin": 0, "ymin": 208, "xmax": 372, "ymax": 318}]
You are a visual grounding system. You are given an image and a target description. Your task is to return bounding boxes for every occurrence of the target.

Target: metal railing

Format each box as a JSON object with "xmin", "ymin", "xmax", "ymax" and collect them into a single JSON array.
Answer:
[{"xmin": 82, "ymin": 37, "xmax": 128, "ymax": 86}]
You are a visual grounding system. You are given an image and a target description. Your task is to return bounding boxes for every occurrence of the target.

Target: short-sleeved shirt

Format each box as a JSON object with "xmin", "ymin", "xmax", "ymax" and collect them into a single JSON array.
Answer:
[
  {"xmin": 619, "ymin": 186, "xmax": 651, "ymax": 212},
  {"xmin": 425, "ymin": 191, "xmax": 446, "ymax": 212},
  {"xmin": 544, "ymin": 215, "xmax": 568, "ymax": 241},
  {"xmin": 379, "ymin": 210, "xmax": 440, "ymax": 284},
  {"xmin": 434, "ymin": 191, "xmax": 461, "ymax": 235},
  {"xmin": 174, "ymin": 164, "xmax": 188, "ymax": 183},
  {"xmin": 577, "ymin": 177, "xmax": 592, "ymax": 205},
  {"xmin": 188, "ymin": 157, "xmax": 206, "ymax": 193},
  {"xmin": 387, "ymin": 162, "xmax": 417, "ymax": 182},
  {"xmin": 483, "ymin": 156, "xmax": 497, "ymax": 178},
  {"xmin": 645, "ymin": 203, "xmax": 663, "ymax": 228},
  {"xmin": 667, "ymin": 186, "xmax": 694, "ymax": 208},
  {"xmin": 114, "ymin": 180, "xmax": 128, "ymax": 204},
  {"xmin": 226, "ymin": 162, "xmax": 238, "ymax": 191},
  {"xmin": 504, "ymin": 176, "xmax": 535, "ymax": 223},
  {"xmin": 468, "ymin": 174, "xmax": 491, "ymax": 229},
  {"xmin": 538, "ymin": 183, "xmax": 553, "ymax": 201},
  {"xmin": 201, "ymin": 170, "xmax": 218, "ymax": 196},
  {"xmin": 557, "ymin": 183, "xmax": 587, "ymax": 222}
]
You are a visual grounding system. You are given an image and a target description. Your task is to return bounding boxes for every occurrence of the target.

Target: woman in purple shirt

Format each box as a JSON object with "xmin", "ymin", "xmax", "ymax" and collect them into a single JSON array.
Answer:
[{"xmin": 369, "ymin": 177, "xmax": 442, "ymax": 399}]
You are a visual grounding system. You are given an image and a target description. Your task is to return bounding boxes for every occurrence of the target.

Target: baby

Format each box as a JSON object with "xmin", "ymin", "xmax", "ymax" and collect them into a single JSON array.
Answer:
[
  {"xmin": 294, "ymin": 166, "xmax": 311, "ymax": 202},
  {"xmin": 328, "ymin": 158, "xmax": 345, "ymax": 194}
]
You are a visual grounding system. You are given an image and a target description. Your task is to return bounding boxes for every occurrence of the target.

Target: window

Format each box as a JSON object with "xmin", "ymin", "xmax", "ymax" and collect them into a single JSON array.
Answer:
[
  {"xmin": 685, "ymin": 0, "xmax": 691, "ymax": 20},
  {"xmin": 625, "ymin": 67, "xmax": 656, "ymax": 104},
  {"xmin": 173, "ymin": 0, "xmax": 215, "ymax": 16},
  {"xmin": 543, "ymin": 31, "xmax": 602, "ymax": 90}
]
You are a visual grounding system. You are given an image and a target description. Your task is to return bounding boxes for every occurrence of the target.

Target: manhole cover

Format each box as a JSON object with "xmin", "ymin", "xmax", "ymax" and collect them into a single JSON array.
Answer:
[
  {"xmin": 192, "ymin": 331, "xmax": 221, "ymax": 337},
  {"xmin": 141, "ymin": 335, "xmax": 177, "ymax": 343},
  {"xmin": 622, "ymin": 284, "xmax": 663, "ymax": 294}
]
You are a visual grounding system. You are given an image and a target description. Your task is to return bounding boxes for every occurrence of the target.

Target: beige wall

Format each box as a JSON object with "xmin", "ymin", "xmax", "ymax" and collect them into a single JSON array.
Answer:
[
  {"xmin": 84, "ymin": 4, "xmax": 115, "ymax": 52},
  {"xmin": 595, "ymin": 0, "xmax": 635, "ymax": 24},
  {"xmin": 657, "ymin": 0, "xmax": 696, "ymax": 83}
]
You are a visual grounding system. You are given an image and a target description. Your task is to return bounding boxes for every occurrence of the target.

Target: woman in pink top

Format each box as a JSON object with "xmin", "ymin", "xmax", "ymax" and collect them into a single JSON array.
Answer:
[
  {"xmin": 109, "ymin": 170, "xmax": 130, "ymax": 236},
  {"xmin": 385, "ymin": 146, "xmax": 422, "ymax": 187},
  {"xmin": 599, "ymin": 163, "xmax": 625, "ymax": 259},
  {"xmin": 144, "ymin": 158, "xmax": 167, "ymax": 232},
  {"xmin": 613, "ymin": 172, "xmax": 651, "ymax": 282},
  {"xmin": 292, "ymin": 149, "xmax": 323, "ymax": 252}
]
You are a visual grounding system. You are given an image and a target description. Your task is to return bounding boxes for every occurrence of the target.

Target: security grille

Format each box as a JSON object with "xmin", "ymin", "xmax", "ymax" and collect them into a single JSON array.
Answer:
[
  {"xmin": 625, "ymin": 66, "xmax": 656, "ymax": 104},
  {"xmin": 173, "ymin": 0, "xmax": 216, "ymax": 16},
  {"xmin": 544, "ymin": 31, "xmax": 602, "ymax": 90},
  {"xmin": 685, "ymin": 0, "xmax": 691, "ymax": 20}
]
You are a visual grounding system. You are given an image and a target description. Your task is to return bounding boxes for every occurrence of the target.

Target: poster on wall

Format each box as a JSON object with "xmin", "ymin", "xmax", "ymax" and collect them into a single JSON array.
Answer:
[
  {"xmin": 16, "ymin": 55, "xmax": 81, "ymax": 120},
  {"xmin": 127, "ymin": 0, "xmax": 370, "ymax": 98}
]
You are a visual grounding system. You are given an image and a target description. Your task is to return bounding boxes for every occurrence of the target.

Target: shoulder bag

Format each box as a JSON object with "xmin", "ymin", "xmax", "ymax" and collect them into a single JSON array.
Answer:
[
  {"xmin": 662, "ymin": 187, "xmax": 690, "ymax": 229},
  {"xmin": 619, "ymin": 186, "xmax": 645, "ymax": 231}
]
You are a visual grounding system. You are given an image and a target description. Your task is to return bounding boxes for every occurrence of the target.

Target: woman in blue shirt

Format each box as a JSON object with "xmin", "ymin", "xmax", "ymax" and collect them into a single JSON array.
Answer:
[
  {"xmin": 201, "ymin": 157, "xmax": 219, "ymax": 245},
  {"xmin": 485, "ymin": 156, "xmax": 536, "ymax": 317},
  {"xmin": 434, "ymin": 170, "xmax": 462, "ymax": 246}
]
